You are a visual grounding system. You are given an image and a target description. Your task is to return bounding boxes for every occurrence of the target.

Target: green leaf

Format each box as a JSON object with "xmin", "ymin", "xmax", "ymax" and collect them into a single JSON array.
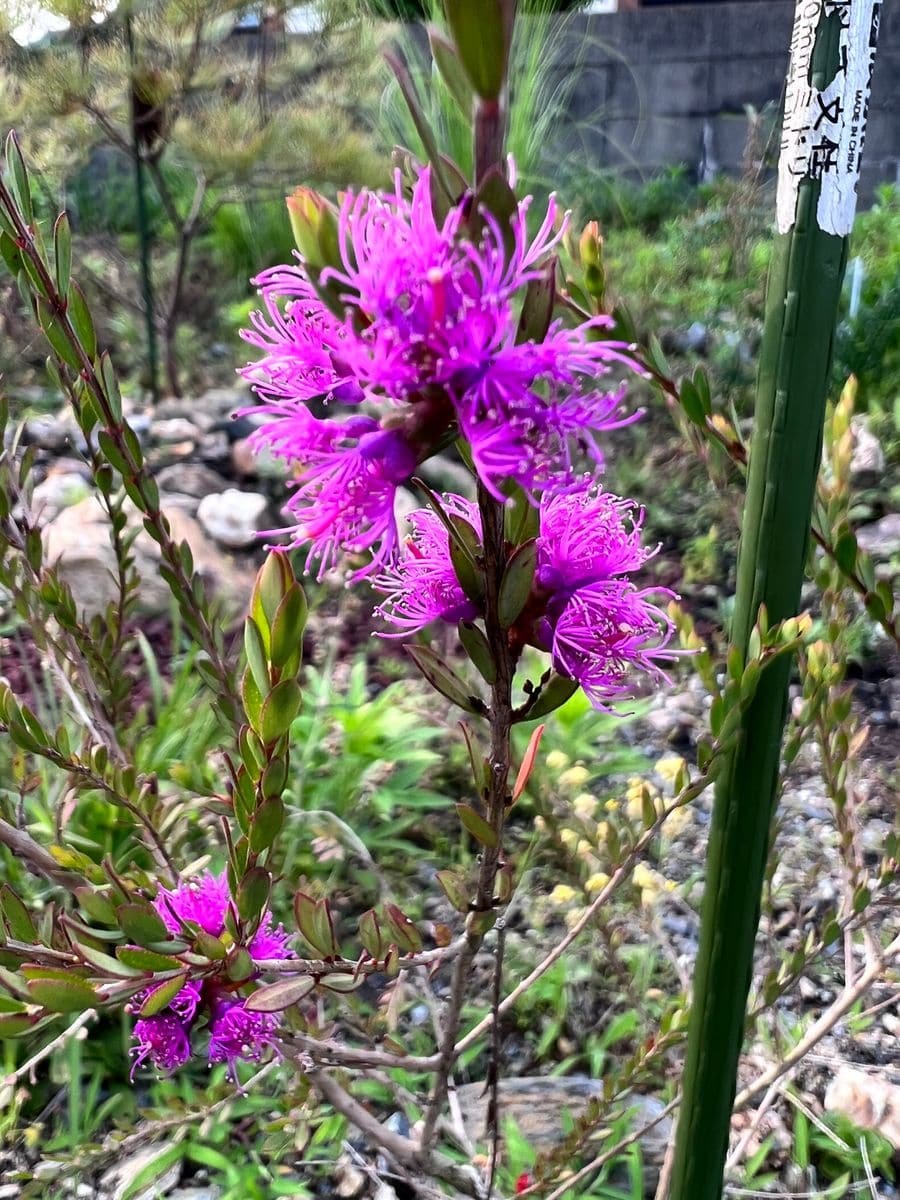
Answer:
[
  {"xmin": 383, "ymin": 903, "xmax": 422, "ymax": 954},
  {"xmin": 117, "ymin": 947, "xmax": 183, "ymax": 972},
  {"xmin": 37, "ymin": 298, "xmax": 81, "ymax": 370},
  {"xmin": 679, "ymin": 378, "xmax": 706, "ymax": 426},
  {"xmin": 0, "ymin": 1013, "xmax": 39, "ymax": 1036},
  {"xmin": 517, "ymin": 260, "xmax": 556, "ymax": 344},
  {"xmin": 0, "ymin": 885, "xmax": 37, "ymax": 943},
  {"xmin": 75, "ymin": 887, "xmax": 118, "ymax": 926},
  {"xmin": 76, "ymin": 943, "xmax": 143, "ymax": 978},
  {"xmin": 67, "ymin": 283, "xmax": 96, "ymax": 360},
  {"xmin": 251, "ymin": 553, "xmax": 294, "ymax": 650},
  {"xmin": 513, "ymin": 673, "xmax": 578, "ymax": 722},
  {"xmin": 28, "ymin": 977, "xmax": 97, "ymax": 1013},
  {"xmin": 456, "ymin": 802, "xmax": 499, "ymax": 848},
  {"xmin": 259, "ymin": 679, "xmax": 302, "ymax": 744},
  {"xmin": 474, "ymin": 166, "xmax": 518, "ymax": 258},
  {"xmin": 5, "ymin": 132, "xmax": 33, "ymax": 224},
  {"xmin": 193, "ymin": 929, "xmax": 227, "ymax": 961},
  {"xmin": 241, "ymin": 666, "xmax": 264, "ymax": 733},
  {"xmin": 357, "ymin": 909, "xmax": 383, "ymax": 959},
  {"xmin": 448, "ymin": 515, "xmax": 485, "ymax": 605},
  {"xmin": 270, "ymin": 584, "xmax": 307, "ymax": 670},
  {"xmin": 405, "ymin": 645, "xmax": 485, "ymax": 716},
  {"xmin": 244, "ymin": 976, "xmax": 316, "ymax": 1013},
  {"xmin": 443, "ymin": 0, "xmax": 510, "ymax": 100},
  {"xmin": 249, "ymin": 795, "xmax": 285, "ymax": 853},
  {"xmin": 120, "ymin": 1143, "xmax": 184, "ymax": 1200},
  {"xmin": 243, "ymin": 617, "xmax": 270, "ymax": 694},
  {"xmin": 226, "ymin": 946, "xmax": 254, "ymax": 982},
  {"xmin": 139, "ymin": 973, "xmax": 189, "ymax": 1016},
  {"xmin": 53, "ymin": 212, "xmax": 71, "ymax": 298},
  {"xmin": 428, "ymin": 28, "xmax": 474, "ymax": 117},
  {"xmin": 116, "ymin": 904, "xmax": 169, "ymax": 947},
  {"xmin": 236, "ymin": 867, "xmax": 270, "ymax": 924},
  {"xmin": 498, "ymin": 539, "xmax": 536, "ymax": 628},
  {"xmin": 458, "ymin": 620, "xmax": 496, "ymax": 684},
  {"xmin": 294, "ymin": 893, "xmax": 338, "ymax": 958},
  {"xmin": 436, "ymin": 870, "xmax": 469, "ymax": 913}
]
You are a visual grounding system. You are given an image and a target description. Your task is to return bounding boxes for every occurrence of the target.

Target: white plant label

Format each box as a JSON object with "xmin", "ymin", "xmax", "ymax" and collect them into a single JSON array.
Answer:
[{"xmin": 776, "ymin": 0, "xmax": 883, "ymax": 236}]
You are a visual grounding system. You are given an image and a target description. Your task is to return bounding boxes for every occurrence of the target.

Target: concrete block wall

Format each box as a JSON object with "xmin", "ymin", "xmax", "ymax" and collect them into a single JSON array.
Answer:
[{"xmin": 546, "ymin": 1, "xmax": 898, "ymax": 200}]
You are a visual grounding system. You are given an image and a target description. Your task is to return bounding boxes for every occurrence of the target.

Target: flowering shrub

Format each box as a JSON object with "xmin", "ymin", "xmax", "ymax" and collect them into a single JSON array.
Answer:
[{"xmin": 0, "ymin": 2, "xmax": 896, "ymax": 1197}]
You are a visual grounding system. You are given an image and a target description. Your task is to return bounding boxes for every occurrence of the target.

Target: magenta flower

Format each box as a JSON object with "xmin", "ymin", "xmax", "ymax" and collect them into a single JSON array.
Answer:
[
  {"xmin": 538, "ymin": 581, "xmax": 677, "ymax": 710},
  {"xmin": 128, "ymin": 979, "xmax": 202, "ymax": 1024},
  {"xmin": 274, "ymin": 417, "xmax": 418, "ymax": 581},
  {"xmin": 154, "ymin": 870, "xmax": 290, "ymax": 963},
  {"xmin": 129, "ymin": 872, "xmax": 290, "ymax": 1078},
  {"xmin": 130, "ymin": 1014, "xmax": 191, "ymax": 1078},
  {"xmin": 208, "ymin": 999, "xmax": 281, "ymax": 1073},
  {"xmin": 375, "ymin": 483, "xmax": 677, "ymax": 709},
  {"xmin": 239, "ymin": 164, "xmax": 642, "ymax": 576},
  {"xmin": 373, "ymin": 496, "xmax": 481, "ymax": 633},
  {"xmin": 241, "ymin": 264, "xmax": 362, "ymax": 408}
]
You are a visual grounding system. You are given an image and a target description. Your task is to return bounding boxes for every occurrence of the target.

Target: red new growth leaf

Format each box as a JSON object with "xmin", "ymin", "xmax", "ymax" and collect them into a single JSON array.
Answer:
[{"xmin": 511, "ymin": 723, "xmax": 545, "ymax": 804}]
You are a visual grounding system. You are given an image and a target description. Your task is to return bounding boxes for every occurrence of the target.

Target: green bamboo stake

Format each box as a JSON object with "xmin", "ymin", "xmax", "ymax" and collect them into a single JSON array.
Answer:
[{"xmin": 668, "ymin": 3, "xmax": 883, "ymax": 1198}]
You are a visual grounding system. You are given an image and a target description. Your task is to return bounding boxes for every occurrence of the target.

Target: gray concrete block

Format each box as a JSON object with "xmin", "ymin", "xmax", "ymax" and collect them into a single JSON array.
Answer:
[{"xmin": 711, "ymin": 57, "xmax": 788, "ymax": 114}]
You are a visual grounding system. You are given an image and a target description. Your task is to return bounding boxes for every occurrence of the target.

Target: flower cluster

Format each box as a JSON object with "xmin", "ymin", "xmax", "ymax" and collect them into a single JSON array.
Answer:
[
  {"xmin": 128, "ymin": 872, "xmax": 288, "ymax": 1079},
  {"xmin": 240, "ymin": 166, "xmax": 640, "ymax": 578},
  {"xmin": 374, "ymin": 482, "xmax": 676, "ymax": 709}
]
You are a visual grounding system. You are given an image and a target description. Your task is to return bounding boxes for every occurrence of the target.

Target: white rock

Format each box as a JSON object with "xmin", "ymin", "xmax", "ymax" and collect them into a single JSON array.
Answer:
[
  {"xmin": 42, "ymin": 496, "xmax": 253, "ymax": 618},
  {"xmin": 850, "ymin": 416, "xmax": 886, "ymax": 485},
  {"xmin": 152, "ymin": 418, "xmax": 200, "ymax": 444},
  {"xmin": 31, "ymin": 472, "xmax": 91, "ymax": 522},
  {"xmin": 856, "ymin": 513, "xmax": 900, "ymax": 560},
  {"xmin": 197, "ymin": 489, "xmax": 268, "ymax": 549},
  {"xmin": 824, "ymin": 1065, "xmax": 900, "ymax": 1150},
  {"xmin": 100, "ymin": 1142, "xmax": 181, "ymax": 1200}
]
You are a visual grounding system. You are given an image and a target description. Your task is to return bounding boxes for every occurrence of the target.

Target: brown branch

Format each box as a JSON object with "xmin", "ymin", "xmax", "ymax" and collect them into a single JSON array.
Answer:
[
  {"xmin": 0, "ymin": 819, "xmax": 84, "ymax": 890},
  {"xmin": 310, "ymin": 1068, "xmax": 483, "ymax": 1198}
]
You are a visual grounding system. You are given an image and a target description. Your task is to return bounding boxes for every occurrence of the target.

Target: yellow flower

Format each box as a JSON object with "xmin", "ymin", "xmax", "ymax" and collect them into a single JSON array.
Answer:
[
  {"xmin": 572, "ymin": 792, "xmax": 598, "ymax": 819},
  {"xmin": 655, "ymin": 755, "xmax": 686, "ymax": 786},
  {"xmin": 663, "ymin": 805, "xmax": 693, "ymax": 839},
  {"xmin": 576, "ymin": 838, "xmax": 594, "ymax": 859},
  {"xmin": 549, "ymin": 884, "xmax": 577, "ymax": 905},
  {"xmin": 585, "ymin": 871, "xmax": 611, "ymax": 894},
  {"xmin": 546, "ymin": 750, "xmax": 570, "ymax": 770},
  {"xmin": 604, "ymin": 798, "xmax": 620, "ymax": 813},
  {"xmin": 594, "ymin": 820, "xmax": 610, "ymax": 844},
  {"xmin": 625, "ymin": 777, "xmax": 659, "ymax": 821},
  {"xmin": 633, "ymin": 863, "xmax": 657, "ymax": 890},
  {"xmin": 559, "ymin": 765, "xmax": 590, "ymax": 791},
  {"xmin": 560, "ymin": 828, "xmax": 578, "ymax": 848}
]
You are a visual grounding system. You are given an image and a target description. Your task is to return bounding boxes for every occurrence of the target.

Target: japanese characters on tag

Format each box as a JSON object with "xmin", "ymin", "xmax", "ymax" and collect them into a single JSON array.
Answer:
[{"xmin": 776, "ymin": 0, "xmax": 883, "ymax": 236}]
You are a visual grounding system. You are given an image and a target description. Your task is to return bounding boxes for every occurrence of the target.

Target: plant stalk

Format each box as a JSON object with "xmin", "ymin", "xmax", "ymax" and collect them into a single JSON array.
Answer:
[{"xmin": 668, "ymin": 5, "xmax": 882, "ymax": 1198}]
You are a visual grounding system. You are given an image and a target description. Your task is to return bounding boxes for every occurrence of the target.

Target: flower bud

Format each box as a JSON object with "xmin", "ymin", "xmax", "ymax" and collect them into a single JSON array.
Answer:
[{"xmin": 286, "ymin": 188, "xmax": 340, "ymax": 273}]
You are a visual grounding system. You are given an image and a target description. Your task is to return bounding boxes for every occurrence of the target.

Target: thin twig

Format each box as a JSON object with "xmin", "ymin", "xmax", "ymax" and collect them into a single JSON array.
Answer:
[
  {"xmin": 310, "ymin": 1067, "xmax": 484, "ymax": 1198},
  {"xmin": 525, "ymin": 1097, "xmax": 680, "ymax": 1200},
  {"xmin": 11, "ymin": 1009, "xmax": 96, "ymax": 1082},
  {"xmin": 734, "ymin": 933, "xmax": 900, "ymax": 1110},
  {"xmin": 0, "ymin": 818, "xmax": 85, "ymax": 890},
  {"xmin": 456, "ymin": 781, "xmax": 709, "ymax": 1055}
]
